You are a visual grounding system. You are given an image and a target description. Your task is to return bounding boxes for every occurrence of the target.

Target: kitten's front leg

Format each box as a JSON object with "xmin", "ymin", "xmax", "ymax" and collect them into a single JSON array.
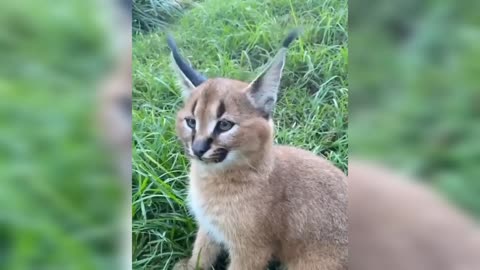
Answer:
[
  {"xmin": 173, "ymin": 228, "xmax": 222, "ymax": 270},
  {"xmin": 227, "ymin": 246, "xmax": 271, "ymax": 270}
]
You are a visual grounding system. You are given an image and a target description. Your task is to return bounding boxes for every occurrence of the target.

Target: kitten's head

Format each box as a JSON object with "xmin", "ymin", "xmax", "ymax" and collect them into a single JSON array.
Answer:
[{"xmin": 168, "ymin": 30, "xmax": 299, "ymax": 167}]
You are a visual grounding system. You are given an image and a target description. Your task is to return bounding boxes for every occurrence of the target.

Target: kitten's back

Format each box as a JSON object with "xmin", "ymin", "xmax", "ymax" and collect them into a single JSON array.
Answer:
[{"xmin": 269, "ymin": 146, "xmax": 348, "ymax": 256}]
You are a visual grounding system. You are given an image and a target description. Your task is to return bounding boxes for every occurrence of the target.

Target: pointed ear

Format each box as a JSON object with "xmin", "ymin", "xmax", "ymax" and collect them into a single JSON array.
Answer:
[
  {"xmin": 247, "ymin": 29, "xmax": 300, "ymax": 116},
  {"xmin": 166, "ymin": 34, "xmax": 207, "ymax": 98}
]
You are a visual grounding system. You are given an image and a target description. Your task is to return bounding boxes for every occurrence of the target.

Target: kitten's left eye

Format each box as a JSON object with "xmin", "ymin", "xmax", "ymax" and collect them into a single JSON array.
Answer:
[
  {"xmin": 217, "ymin": 120, "xmax": 234, "ymax": 132},
  {"xmin": 185, "ymin": 118, "xmax": 196, "ymax": 129}
]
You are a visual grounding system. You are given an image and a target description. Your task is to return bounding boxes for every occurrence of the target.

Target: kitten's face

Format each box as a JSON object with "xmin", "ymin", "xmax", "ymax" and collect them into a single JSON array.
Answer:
[
  {"xmin": 176, "ymin": 78, "xmax": 273, "ymax": 166},
  {"xmin": 170, "ymin": 31, "xmax": 296, "ymax": 168}
]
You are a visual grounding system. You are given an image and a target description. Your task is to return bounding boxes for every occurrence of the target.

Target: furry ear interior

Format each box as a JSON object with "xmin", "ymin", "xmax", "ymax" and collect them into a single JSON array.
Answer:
[
  {"xmin": 247, "ymin": 29, "xmax": 300, "ymax": 116},
  {"xmin": 167, "ymin": 34, "xmax": 207, "ymax": 98}
]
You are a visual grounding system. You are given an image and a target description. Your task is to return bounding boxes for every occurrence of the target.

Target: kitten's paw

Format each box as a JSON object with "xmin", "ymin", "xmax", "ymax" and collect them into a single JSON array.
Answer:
[{"xmin": 172, "ymin": 258, "xmax": 195, "ymax": 270}]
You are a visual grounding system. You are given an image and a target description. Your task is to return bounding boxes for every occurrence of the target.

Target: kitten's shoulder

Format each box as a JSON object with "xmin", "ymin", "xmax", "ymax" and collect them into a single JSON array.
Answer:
[{"xmin": 272, "ymin": 145, "xmax": 346, "ymax": 178}]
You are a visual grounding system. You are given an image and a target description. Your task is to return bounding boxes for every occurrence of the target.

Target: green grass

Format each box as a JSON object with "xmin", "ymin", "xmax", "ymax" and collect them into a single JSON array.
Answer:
[
  {"xmin": 132, "ymin": 0, "xmax": 348, "ymax": 269},
  {"xmin": 133, "ymin": 0, "xmax": 197, "ymax": 33}
]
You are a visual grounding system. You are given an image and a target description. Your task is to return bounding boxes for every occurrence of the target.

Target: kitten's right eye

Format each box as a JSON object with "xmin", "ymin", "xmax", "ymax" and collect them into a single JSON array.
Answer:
[{"xmin": 185, "ymin": 118, "xmax": 196, "ymax": 129}]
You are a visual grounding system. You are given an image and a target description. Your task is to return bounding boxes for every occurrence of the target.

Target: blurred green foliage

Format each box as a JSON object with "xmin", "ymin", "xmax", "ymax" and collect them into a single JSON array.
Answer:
[
  {"xmin": 0, "ymin": 1, "xmax": 124, "ymax": 269},
  {"xmin": 133, "ymin": 0, "xmax": 347, "ymax": 268},
  {"xmin": 349, "ymin": 0, "xmax": 480, "ymax": 217}
]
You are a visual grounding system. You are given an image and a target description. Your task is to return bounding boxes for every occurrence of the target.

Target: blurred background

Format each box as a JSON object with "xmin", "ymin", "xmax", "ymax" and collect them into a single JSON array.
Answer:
[
  {"xmin": 350, "ymin": 0, "xmax": 480, "ymax": 269},
  {"xmin": 0, "ymin": 0, "xmax": 130, "ymax": 269},
  {"xmin": 350, "ymin": 0, "xmax": 480, "ymax": 219}
]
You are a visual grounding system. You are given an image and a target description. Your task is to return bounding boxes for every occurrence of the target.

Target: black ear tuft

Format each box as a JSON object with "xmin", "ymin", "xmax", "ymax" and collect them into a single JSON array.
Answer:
[
  {"xmin": 166, "ymin": 34, "xmax": 207, "ymax": 87},
  {"xmin": 282, "ymin": 28, "xmax": 302, "ymax": 48}
]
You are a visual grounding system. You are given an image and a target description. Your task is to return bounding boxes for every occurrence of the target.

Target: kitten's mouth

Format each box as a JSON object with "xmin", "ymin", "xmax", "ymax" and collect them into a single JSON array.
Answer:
[{"xmin": 201, "ymin": 148, "xmax": 228, "ymax": 164}]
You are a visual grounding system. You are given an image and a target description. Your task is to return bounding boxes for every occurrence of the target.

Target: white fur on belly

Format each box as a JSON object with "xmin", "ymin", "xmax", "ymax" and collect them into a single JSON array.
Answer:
[{"xmin": 188, "ymin": 187, "xmax": 226, "ymax": 244}]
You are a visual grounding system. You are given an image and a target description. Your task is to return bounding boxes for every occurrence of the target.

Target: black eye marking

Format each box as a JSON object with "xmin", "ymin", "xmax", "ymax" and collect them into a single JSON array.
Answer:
[
  {"xmin": 185, "ymin": 117, "xmax": 196, "ymax": 129},
  {"xmin": 261, "ymin": 111, "xmax": 270, "ymax": 119},
  {"xmin": 216, "ymin": 119, "xmax": 235, "ymax": 132},
  {"xmin": 191, "ymin": 99, "xmax": 198, "ymax": 116},
  {"xmin": 217, "ymin": 100, "xmax": 226, "ymax": 118},
  {"xmin": 191, "ymin": 128, "xmax": 196, "ymax": 143}
]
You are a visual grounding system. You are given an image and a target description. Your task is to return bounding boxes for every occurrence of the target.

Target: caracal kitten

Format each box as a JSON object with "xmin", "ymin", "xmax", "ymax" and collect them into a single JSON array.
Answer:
[{"xmin": 169, "ymin": 30, "xmax": 348, "ymax": 270}]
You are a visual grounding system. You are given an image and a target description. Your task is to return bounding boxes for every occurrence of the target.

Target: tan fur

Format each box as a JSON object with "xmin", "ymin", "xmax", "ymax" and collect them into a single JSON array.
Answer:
[
  {"xmin": 173, "ymin": 78, "xmax": 348, "ymax": 270},
  {"xmin": 98, "ymin": 53, "xmax": 132, "ymax": 183},
  {"xmin": 97, "ymin": 3, "xmax": 131, "ymax": 270},
  {"xmin": 349, "ymin": 160, "xmax": 480, "ymax": 270}
]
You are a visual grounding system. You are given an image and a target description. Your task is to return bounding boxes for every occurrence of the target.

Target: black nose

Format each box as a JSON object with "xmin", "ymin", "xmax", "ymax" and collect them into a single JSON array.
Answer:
[{"xmin": 192, "ymin": 139, "xmax": 211, "ymax": 158}]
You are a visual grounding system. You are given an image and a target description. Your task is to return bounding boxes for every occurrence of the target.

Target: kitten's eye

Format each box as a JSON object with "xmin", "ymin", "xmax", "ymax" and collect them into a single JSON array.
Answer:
[
  {"xmin": 217, "ymin": 120, "xmax": 234, "ymax": 132},
  {"xmin": 185, "ymin": 118, "xmax": 196, "ymax": 129}
]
